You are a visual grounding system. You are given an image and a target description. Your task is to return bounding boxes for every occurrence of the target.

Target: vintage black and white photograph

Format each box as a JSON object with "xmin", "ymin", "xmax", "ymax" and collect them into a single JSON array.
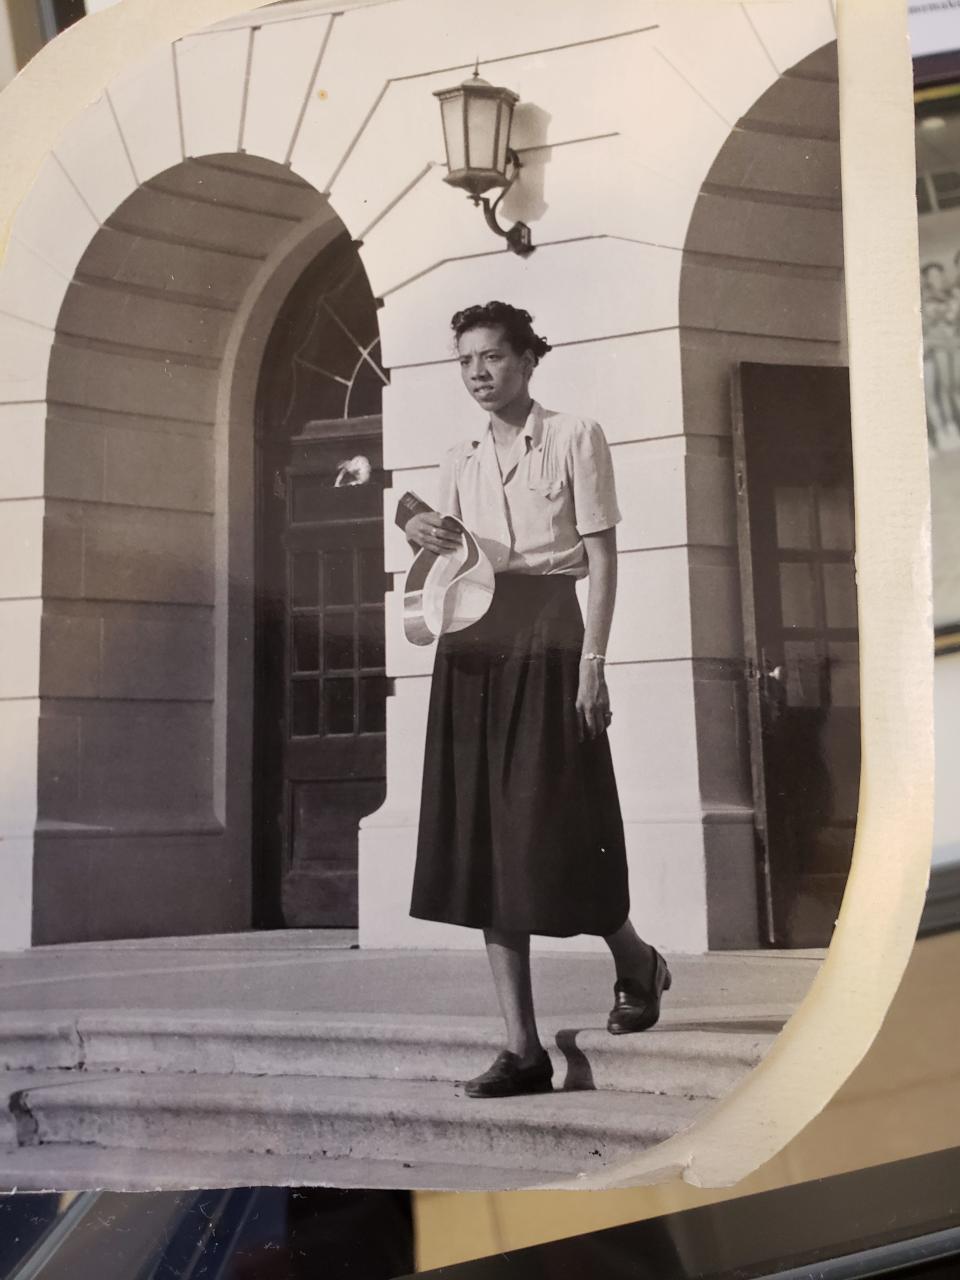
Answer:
[{"xmin": 0, "ymin": 0, "xmax": 857, "ymax": 1191}]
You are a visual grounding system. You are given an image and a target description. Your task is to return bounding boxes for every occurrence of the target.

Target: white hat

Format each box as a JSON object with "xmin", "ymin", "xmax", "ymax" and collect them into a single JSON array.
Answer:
[{"xmin": 403, "ymin": 517, "xmax": 495, "ymax": 646}]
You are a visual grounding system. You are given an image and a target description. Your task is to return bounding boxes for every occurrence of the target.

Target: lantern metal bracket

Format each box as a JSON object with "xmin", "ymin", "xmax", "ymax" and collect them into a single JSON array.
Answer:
[{"xmin": 472, "ymin": 149, "xmax": 534, "ymax": 256}]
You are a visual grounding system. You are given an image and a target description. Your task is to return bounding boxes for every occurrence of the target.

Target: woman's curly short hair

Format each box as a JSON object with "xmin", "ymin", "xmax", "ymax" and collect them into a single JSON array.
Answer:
[{"xmin": 451, "ymin": 301, "xmax": 552, "ymax": 365}]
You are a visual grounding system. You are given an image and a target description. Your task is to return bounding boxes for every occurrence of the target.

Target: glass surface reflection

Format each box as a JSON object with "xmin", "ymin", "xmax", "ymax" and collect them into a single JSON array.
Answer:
[{"xmin": 0, "ymin": 1189, "xmax": 413, "ymax": 1280}]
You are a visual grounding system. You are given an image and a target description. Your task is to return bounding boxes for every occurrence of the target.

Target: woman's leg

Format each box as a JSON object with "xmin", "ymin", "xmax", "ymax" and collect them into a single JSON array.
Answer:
[
  {"xmin": 604, "ymin": 919, "xmax": 672, "ymax": 1035},
  {"xmin": 483, "ymin": 928, "xmax": 543, "ymax": 1065},
  {"xmin": 604, "ymin": 918, "xmax": 657, "ymax": 987}
]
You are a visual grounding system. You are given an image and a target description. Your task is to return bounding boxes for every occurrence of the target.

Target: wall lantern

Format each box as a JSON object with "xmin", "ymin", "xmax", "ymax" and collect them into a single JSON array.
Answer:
[{"xmin": 433, "ymin": 66, "xmax": 534, "ymax": 256}]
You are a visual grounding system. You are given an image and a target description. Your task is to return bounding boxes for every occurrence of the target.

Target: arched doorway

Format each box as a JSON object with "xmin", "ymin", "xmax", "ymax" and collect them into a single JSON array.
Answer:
[
  {"xmin": 32, "ymin": 152, "xmax": 361, "ymax": 943},
  {"xmin": 253, "ymin": 232, "xmax": 389, "ymax": 929},
  {"xmin": 679, "ymin": 41, "xmax": 858, "ymax": 948}
]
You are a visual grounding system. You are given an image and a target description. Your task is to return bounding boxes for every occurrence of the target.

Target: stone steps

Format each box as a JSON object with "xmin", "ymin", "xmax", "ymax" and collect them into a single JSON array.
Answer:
[
  {"xmin": 0, "ymin": 1140, "xmax": 553, "ymax": 1193},
  {"xmin": 0, "ymin": 946, "xmax": 805, "ymax": 1189},
  {"xmin": 0, "ymin": 1010, "xmax": 780, "ymax": 1100},
  {"xmin": 3, "ymin": 1071, "xmax": 705, "ymax": 1184}
]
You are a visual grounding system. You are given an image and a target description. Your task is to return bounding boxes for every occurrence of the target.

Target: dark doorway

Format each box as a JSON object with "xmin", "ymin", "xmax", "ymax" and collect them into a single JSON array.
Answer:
[
  {"xmin": 733, "ymin": 363, "xmax": 860, "ymax": 948},
  {"xmin": 254, "ymin": 231, "xmax": 389, "ymax": 928}
]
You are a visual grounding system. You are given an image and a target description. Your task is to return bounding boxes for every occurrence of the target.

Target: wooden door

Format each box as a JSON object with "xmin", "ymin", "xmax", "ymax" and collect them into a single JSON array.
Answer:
[
  {"xmin": 732, "ymin": 363, "xmax": 860, "ymax": 948},
  {"xmin": 252, "ymin": 230, "xmax": 389, "ymax": 928},
  {"xmin": 258, "ymin": 420, "xmax": 387, "ymax": 927}
]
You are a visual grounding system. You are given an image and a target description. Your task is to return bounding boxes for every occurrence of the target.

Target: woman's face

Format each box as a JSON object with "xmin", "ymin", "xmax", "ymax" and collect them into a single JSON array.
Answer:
[{"xmin": 457, "ymin": 325, "xmax": 533, "ymax": 414}]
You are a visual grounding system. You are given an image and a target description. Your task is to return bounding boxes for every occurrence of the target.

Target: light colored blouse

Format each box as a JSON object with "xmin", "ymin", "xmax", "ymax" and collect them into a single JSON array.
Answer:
[{"xmin": 437, "ymin": 401, "xmax": 621, "ymax": 578}]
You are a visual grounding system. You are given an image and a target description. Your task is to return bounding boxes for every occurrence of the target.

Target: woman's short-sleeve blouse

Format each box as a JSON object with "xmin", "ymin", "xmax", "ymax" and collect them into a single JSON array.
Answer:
[{"xmin": 437, "ymin": 401, "xmax": 621, "ymax": 578}]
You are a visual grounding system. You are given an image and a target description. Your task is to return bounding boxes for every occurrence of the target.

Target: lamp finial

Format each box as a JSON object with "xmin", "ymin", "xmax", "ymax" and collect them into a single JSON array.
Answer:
[{"xmin": 472, "ymin": 57, "xmax": 480, "ymax": 78}]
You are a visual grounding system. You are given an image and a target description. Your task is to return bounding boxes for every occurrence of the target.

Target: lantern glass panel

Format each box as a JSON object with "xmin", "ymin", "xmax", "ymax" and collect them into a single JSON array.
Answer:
[
  {"xmin": 440, "ymin": 94, "xmax": 466, "ymax": 172},
  {"xmin": 466, "ymin": 93, "xmax": 500, "ymax": 172},
  {"xmin": 495, "ymin": 100, "xmax": 513, "ymax": 172}
]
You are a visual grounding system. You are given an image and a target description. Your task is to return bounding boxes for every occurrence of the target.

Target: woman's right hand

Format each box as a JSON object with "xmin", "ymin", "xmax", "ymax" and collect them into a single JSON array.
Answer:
[{"xmin": 406, "ymin": 511, "xmax": 463, "ymax": 556}]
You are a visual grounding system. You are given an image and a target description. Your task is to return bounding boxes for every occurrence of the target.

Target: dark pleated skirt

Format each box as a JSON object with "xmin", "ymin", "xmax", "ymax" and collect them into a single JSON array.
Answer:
[{"xmin": 410, "ymin": 573, "xmax": 629, "ymax": 937}]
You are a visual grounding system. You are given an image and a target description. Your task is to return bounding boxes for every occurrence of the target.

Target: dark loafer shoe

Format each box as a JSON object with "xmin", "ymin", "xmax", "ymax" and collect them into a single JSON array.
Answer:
[
  {"xmin": 607, "ymin": 948, "xmax": 672, "ymax": 1035},
  {"xmin": 463, "ymin": 1049, "xmax": 554, "ymax": 1099}
]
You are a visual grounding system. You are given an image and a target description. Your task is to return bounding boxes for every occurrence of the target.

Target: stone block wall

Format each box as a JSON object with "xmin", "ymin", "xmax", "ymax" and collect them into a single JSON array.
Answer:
[{"xmin": 31, "ymin": 157, "xmax": 327, "ymax": 942}]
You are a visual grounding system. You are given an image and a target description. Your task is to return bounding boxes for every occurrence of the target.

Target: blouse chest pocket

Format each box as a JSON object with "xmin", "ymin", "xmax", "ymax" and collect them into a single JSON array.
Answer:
[
  {"xmin": 520, "ymin": 473, "xmax": 570, "ymax": 553},
  {"xmin": 527, "ymin": 476, "xmax": 566, "ymax": 500}
]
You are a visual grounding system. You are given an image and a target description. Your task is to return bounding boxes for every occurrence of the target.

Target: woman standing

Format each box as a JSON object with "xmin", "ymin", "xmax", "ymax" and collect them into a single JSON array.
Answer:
[{"xmin": 405, "ymin": 301, "xmax": 671, "ymax": 1099}]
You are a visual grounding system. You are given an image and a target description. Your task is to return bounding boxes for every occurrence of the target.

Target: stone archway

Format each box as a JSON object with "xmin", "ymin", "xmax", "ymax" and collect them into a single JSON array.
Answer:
[
  {"xmin": 678, "ymin": 42, "xmax": 849, "ymax": 948},
  {"xmin": 32, "ymin": 154, "xmax": 350, "ymax": 942}
]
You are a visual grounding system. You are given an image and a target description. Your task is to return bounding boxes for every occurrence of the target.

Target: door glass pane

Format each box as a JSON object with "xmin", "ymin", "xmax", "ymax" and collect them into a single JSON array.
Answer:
[
  {"xmin": 826, "ymin": 641, "xmax": 860, "ymax": 708},
  {"xmin": 324, "ymin": 678, "xmax": 355, "ymax": 735},
  {"xmin": 818, "ymin": 486, "xmax": 855, "ymax": 551},
  {"xmin": 358, "ymin": 625, "xmax": 385, "ymax": 671},
  {"xmin": 347, "ymin": 347, "xmax": 387, "ymax": 419},
  {"xmin": 291, "ymin": 679, "xmax": 320, "ymax": 737},
  {"xmin": 323, "ymin": 614, "xmax": 354, "ymax": 672},
  {"xmin": 324, "ymin": 550, "xmax": 355, "ymax": 607},
  {"xmin": 290, "ymin": 553, "xmax": 319, "ymax": 608},
  {"xmin": 775, "ymin": 486, "xmax": 814, "ymax": 549},
  {"xmin": 292, "ymin": 613, "xmax": 320, "ymax": 673},
  {"xmin": 783, "ymin": 640, "xmax": 821, "ymax": 708},
  {"xmin": 779, "ymin": 561, "xmax": 818, "ymax": 628},
  {"xmin": 359, "ymin": 676, "xmax": 388, "ymax": 733},
  {"xmin": 823, "ymin": 561, "xmax": 858, "ymax": 629},
  {"xmin": 360, "ymin": 547, "xmax": 387, "ymax": 604}
]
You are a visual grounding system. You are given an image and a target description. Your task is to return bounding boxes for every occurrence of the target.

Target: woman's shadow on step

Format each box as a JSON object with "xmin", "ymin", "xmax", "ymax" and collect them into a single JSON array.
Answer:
[{"xmin": 553, "ymin": 1017, "xmax": 788, "ymax": 1091}]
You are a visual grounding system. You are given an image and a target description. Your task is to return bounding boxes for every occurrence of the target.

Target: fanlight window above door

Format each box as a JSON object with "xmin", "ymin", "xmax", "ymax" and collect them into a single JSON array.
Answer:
[{"xmin": 258, "ymin": 230, "xmax": 389, "ymax": 436}]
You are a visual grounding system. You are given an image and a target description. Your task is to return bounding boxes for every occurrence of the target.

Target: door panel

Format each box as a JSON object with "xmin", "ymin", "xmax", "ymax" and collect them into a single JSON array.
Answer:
[
  {"xmin": 286, "ymin": 779, "xmax": 386, "ymax": 925},
  {"xmin": 252, "ymin": 230, "xmax": 389, "ymax": 929},
  {"xmin": 733, "ymin": 362, "xmax": 860, "ymax": 948},
  {"xmin": 265, "ymin": 425, "xmax": 387, "ymax": 928}
]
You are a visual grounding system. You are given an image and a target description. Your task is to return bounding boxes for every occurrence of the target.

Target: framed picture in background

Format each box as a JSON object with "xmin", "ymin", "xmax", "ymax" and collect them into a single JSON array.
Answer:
[
  {"xmin": 917, "ymin": 66, "xmax": 960, "ymax": 653},
  {"xmin": 914, "ymin": 18, "xmax": 960, "ymax": 913}
]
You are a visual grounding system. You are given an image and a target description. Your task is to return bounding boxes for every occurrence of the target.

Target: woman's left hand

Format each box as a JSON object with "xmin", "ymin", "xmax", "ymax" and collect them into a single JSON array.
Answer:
[{"xmin": 576, "ymin": 659, "xmax": 612, "ymax": 740}]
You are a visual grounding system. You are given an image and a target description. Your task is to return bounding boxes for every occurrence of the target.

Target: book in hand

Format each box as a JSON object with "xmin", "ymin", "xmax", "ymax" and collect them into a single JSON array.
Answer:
[
  {"xmin": 395, "ymin": 490, "xmax": 463, "ymax": 535},
  {"xmin": 396, "ymin": 491, "xmax": 431, "ymax": 532}
]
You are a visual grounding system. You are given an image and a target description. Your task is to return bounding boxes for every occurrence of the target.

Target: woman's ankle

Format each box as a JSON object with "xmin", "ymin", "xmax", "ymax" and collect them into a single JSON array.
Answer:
[
  {"xmin": 613, "ymin": 940, "xmax": 657, "ymax": 987},
  {"xmin": 506, "ymin": 1035, "xmax": 544, "ymax": 1064}
]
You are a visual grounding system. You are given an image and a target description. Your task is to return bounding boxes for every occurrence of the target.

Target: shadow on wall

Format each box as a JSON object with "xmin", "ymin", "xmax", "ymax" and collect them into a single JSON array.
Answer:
[{"xmin": 501, "ymin": 103, "xmax": 552, "ymax": 226}]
